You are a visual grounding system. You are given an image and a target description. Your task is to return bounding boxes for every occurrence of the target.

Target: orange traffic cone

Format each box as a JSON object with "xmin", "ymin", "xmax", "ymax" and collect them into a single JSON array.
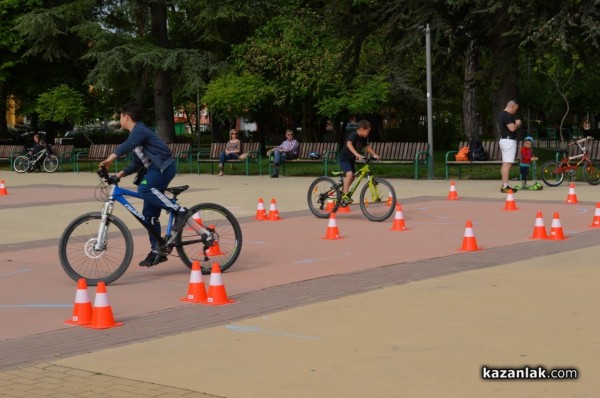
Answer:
[
  {"xmin": 337, "ymin": 196, "xmax": 351, "ymax": 213},
  {"xmin": 0, "ymin": 180, "xmax": 7, "ymax": 196},
  {"xmin": 458, "ymin": 220, "xmax": 480, "ymax": 251},
  {"xmin": 181, "ymin": 261, "xmax": 208, "ymax": 303},
  {"xmin": 447, "ymin": 181, "xmax": 459, "ymax": 200},
  {"xmin": 389, "ymin": 203, "xmax": 407, "ymax": 231},
  {"xmin": 64, "ymin": 278, "xmax": 93, "ymax": 326},
  {"xmin": 255, "ymin": 198, "xmax": 268, "ymax": 220},
  {"xmin": 386, "ymin": 193, "xmax": 393, "ymax": 206},
  {"xmin": 325, "ymin": 196, "xmax": 335, "ymax": 212},
  {"xmin": 565, "ymin": 183, "xmax": 578, "ymax": 204},
  {"xmin": 202, "ymin": 263, "xmax": 235, "ymax": 305},
  {"xmin": 589, "ymin": 202, "xmax": 600, "ymax": 228},
  {"xmin": 267, "ymin": 198, "xmax": 281, "ymax": 221},
  {"xmin": 547, "ymin": 212, "xmax": 567, "ymax": 240},
  {"xmin": 337, "ymin": 206, "xmax": 351, "ymax": 213},
  {"xmin": 83, "ymin": 282, "xmax": 123, "ymax": 329},
  {"xmin": 205, "ymin": 225, "xmax": 224, "ymax": 256},
  {"xmin": 323, "ymin": 212, "xmax": 342, "ymax": 240},
  {"xmin": 503, "ymin": 189, "xmax": 518, "ymax": 211},
  {"xmin": 529, "ymin": 211, "xmax": 548, "ymax": 239},
  {"xmin": 192, "ymin": 211, "xmax": 203, "ymax": 226}
]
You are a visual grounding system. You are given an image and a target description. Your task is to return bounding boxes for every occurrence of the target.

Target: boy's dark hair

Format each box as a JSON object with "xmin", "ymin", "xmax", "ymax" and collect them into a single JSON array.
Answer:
[
  {"xmin": 121, "ymin": 101, "xmax": 143, "ymax": 122},
  {"xmin": 358, "ymin": 119, "xmax": 371, "ymax": 130}
]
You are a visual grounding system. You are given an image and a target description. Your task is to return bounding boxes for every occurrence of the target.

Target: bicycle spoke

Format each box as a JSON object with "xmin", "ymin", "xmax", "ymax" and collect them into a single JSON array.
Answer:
[
  {"xmin": 307, "ymin": 177, "xmax": 339, "ymax": 218},
  {"xmin": 176, "ymin": 203, "xmax": 242, "ymax": 274},
  {"xmin": 360, "ymin": 178, "xmax": 396, "ymax": 221},
  {"xmin": 59, "ymin": 213, "xmax": 133, "ymax": 285}
]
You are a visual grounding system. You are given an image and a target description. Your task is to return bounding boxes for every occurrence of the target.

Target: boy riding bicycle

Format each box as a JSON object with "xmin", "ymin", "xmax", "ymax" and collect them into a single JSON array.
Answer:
[{"xmin": 338, "ymin": 120, "xmax": 380, "ymax": 204}]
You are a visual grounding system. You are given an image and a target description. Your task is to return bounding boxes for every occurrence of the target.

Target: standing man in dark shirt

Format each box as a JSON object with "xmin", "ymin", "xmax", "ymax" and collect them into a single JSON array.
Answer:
[
  {"xmin": 338, "ymin": 119, "xmax": 379, "ymax": 203},
  {"xmin": 100, "ymin": 101, "xmax": 190, "ymax": 267},
  {"xmin": 497, "ymin": 100, "xmax": 522, "ymax": 193}
]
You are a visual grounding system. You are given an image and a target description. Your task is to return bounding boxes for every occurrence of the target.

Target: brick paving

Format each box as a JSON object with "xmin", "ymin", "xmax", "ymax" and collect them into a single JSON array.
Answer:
[
  {"xmin": 2, "ymin": 227, "xmax": 599, "ymax": 396},
  {"xmin": 2, "ymin": 174, "xmax": 599, "ymax": 397}
]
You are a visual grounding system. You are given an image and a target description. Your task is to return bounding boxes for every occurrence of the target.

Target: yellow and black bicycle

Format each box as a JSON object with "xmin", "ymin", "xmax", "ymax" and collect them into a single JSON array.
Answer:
[{"xmin": 307, "ymin": 157, "xmax": 397, "ymax": 221}]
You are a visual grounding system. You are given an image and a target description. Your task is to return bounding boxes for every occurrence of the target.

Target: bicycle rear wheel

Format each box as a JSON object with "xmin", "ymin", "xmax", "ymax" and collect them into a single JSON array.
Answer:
[
  {"xmin": 43, "ymin": 154, "xmax": 59, "ymax": 172},
  {"xmin": 176, "ymin": 203, "xmax": 242, "ymax": 274},
  {"xmin": 13, "ymin": 155, "xmax": 30, "ymax": 173},
  {"xmin": 58, "ymin": 212, "xmax": 133, "ymax": 285},
  {"xmin": 540, "ymin": 161, "xmax": 565, "ymax": 187},
  {"xmin": 359, "ymin": 178, "xmax": 396, "ymax": 221},
  {"xmin": 583, "ymin": 160, "xmax": 600, "ymax": 185},
  {"xmin": 307, "ymin": 176, "xmax": 340, "ymax": 218}
]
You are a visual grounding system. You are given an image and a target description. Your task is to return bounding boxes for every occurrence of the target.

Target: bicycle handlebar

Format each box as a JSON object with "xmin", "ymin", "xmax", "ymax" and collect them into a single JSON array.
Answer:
[{"xmin": 97, "ymin": 166, "xmax": 120, "ymax": 185}]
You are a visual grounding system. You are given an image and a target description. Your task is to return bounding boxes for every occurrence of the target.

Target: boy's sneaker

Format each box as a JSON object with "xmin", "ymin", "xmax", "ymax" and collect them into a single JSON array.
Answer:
[
  {"xmin": 500, "ymin": 186, "xmax": 517, "ymax": 193},
  {"xmin": 139, "ymin": 251, "xmax": 168, "ymax": 267},
  {"xmin": 341, "ymin": 194, "xmax": 353, "ymax": 205},
  {"xmin": 172, "ymin": 208, "xmax": 191, "ymax": 232}
]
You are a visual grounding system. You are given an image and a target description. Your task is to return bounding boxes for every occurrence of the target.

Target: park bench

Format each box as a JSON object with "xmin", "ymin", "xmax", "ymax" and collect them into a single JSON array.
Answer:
[
  {"xmin": 49, "ymin": 144, "xmax": 75, "ymax": 171},
  {"xmin": 0, "ymin": 144, "xmax": 26, "ymax": 169},
  {"xmin": 197, "ymin": 142, "xmax": 262, "ymax": 175},
  {"xmin": 369, "ymin": 142, "xmax": 430, "ymax": 180},
  {"xmin": 167, "ymin": 143, "xmax": 193, "ymax": 173},
  {"xmin": 445, "ymin": 140, "xmax": 528, "ymax": 180},
  {"xmin": 74, "ymin": 144, "xmax": 128, "ymax": 172},
  {"xmin": 268, "ymin": 142, "xmax": 339, "ymax": 176}
]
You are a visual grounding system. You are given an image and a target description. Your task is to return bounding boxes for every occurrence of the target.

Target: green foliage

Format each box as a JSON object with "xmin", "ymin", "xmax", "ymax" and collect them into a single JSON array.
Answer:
[
  {"xmin": 202, "ymin": 73, "xmax": 272, "ymax": 122},
  {"xmin": 35, "ymin": 84, "xmax": 86, "ymax": 125}
]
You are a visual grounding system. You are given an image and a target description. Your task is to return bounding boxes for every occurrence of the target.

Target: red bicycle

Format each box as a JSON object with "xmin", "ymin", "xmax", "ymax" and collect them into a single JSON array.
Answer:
[{"xmin": 540, "ymin": 136, "xmax": 600, "ymax": 187}]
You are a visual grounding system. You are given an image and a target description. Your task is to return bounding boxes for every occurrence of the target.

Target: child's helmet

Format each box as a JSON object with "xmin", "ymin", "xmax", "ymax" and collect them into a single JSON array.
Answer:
[
  {"xmin": 524, "ymin": 136, "xmax": 534, "ymax": 143},
  {"xmin": 309, "ymin": 152, "xmax": 321, "ymax": 160}
]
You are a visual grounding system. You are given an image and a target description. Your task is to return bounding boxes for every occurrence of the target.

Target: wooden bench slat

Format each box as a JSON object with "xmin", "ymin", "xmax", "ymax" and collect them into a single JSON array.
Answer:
[
  {"xmin": 75, "ymin": 144, "xmax": 128, "ymax": 173},
  {"xmin": 368, "ymin": 141, "xmax": 430, "ymax": 179}
]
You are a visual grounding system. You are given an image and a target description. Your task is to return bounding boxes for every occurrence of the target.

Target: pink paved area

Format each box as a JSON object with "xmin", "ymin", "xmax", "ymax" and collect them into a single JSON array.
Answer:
[{"xmin": 1, "ymin": 172, "xmax": 599, "ymax": 397}]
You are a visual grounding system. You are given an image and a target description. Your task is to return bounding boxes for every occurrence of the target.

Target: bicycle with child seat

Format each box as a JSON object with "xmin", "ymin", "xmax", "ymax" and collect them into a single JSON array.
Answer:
[
  {"xmin": 13, "ymin": 147, "xmax": 59, "ymax": 173},
  {"xmin": 307, "ymin": 157, "xmax": 397, "ymax": 221},
  {"xmin": 58, "ymin": 166, "xmax": 242, "ymax": 285},
  {"xmin": 540, "ymin": 136, "xmax": 600, "ymax": 187}
]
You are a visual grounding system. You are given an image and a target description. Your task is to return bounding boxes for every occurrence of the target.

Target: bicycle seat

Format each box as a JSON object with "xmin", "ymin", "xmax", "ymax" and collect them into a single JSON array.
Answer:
[
  {"xmin": 331, "ymin": 171, "xmax": 345, "ymax": 176},
  {"xmin": 165, "ymin": 185, "xmax": 189, "ymax": 195}
]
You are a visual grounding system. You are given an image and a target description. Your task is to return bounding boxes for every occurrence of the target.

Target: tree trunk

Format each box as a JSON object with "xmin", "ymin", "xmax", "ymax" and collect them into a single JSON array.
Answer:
[
  {"xmin": 150, "ymin": 1, "xmax": 175, "ymax": 143},
  {"xmin": 463, "ymin": 39, "xmax": 479, "ymax": 141},
  {"xmin": 490, "ymin": 28, "xmax": 519, "ymax": 138}
]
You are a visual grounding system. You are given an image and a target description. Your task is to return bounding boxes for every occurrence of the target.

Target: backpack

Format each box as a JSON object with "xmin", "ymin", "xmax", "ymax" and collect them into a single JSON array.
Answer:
[
  {"xmin": 468, "ymin": 139, "xmax": 488, "ymax": 161},
  {"xmin": 455, "ymin": 146, "xmax": 469, "ymax": 161}
]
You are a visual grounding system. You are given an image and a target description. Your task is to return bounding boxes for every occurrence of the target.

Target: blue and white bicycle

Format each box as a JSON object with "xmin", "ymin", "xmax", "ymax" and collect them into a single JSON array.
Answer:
[{"xmin": 58, "ymin": 166, "xmax": 242, "ymax": 285}]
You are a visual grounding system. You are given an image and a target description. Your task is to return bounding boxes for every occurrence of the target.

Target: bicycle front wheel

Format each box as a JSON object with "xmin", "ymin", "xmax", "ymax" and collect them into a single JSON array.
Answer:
[
  {"xmin": 13, "ymin": 155, "xmax": 30, "ymax": 173},
  {"xmin": 176, "ymin": 203, "xmax": 242, "ymax": 274},
  {"xmin": 307, "ymin": 176, "xmax": 340, "ymax": 218},
  {"xmin": 58, "ymin": 212, "xmax": 133, "ymax": 286},
  {"xmin": 583, "ymin": 161, "xmax": 600, "ymax": 185},
  {"xmin": 360, "ymin": 178, "xmax": 396, "ymax": 221},
  {"xmin": 43, "ymin": 154, "xmax": 59, "ymax": 172},
  {"xmin": 541, "ymin": 161, "xmax": 565, "ymax": 187}
]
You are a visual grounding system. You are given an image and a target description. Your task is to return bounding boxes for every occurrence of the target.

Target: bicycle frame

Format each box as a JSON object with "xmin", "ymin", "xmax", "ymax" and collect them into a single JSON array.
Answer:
[
  {"xmin": 557, "ymin": 140, "xmax": 591, "ymax": 171},
  {"xmin": 345, "ymin": 163, "xmax": 381, "ymax": 201},
  {"xmin": 95, "ymin": 184, "xmax": 209, "ymax": 252}
]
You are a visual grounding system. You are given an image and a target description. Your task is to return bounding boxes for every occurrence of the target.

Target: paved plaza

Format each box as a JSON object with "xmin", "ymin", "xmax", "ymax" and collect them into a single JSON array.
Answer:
[{"xmin": 1, "ymin": 171, "xmax": 599, "ymax": 397}]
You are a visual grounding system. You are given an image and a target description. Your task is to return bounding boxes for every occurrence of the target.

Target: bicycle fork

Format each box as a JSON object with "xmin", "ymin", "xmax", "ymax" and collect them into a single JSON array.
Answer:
[
  {"xmin": 93, "ymin": 199, "xmax": 114, "ymax": 253},
  {"xmin": 367, "ymin": 175, "xmax": 382, "ymax": 202}
]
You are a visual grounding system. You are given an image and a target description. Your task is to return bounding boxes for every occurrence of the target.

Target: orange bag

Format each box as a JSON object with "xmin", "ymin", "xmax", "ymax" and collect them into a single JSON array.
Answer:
[{"xmin": 455, "ymin": 146, "xmax": 470, "ymax": 161}]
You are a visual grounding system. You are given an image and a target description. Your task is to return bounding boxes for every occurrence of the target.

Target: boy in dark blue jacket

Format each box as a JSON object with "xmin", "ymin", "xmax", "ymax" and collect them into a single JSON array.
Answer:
[{"xmin": 100, "ymin": 102, "xmax": 190, "ymax": 267}]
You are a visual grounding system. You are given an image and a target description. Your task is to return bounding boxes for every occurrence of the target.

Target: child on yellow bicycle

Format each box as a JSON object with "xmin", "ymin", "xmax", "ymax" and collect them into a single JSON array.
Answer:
[{"xmin": 338, "ymin": 119, "xmax": 380, "ymax": 203}]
